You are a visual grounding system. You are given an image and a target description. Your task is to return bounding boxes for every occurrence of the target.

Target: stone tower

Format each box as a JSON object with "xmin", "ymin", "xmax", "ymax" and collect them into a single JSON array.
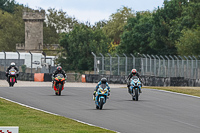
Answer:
[{"xmin": 22, "ymin": 10, "xmax": 45, "ymax": 52}]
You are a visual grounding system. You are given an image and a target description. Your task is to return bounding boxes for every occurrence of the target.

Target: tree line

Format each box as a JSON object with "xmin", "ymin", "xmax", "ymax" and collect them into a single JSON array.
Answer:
[{"xmin": 0, "ymin": 0, "xmax": 199, "ymax": 72}]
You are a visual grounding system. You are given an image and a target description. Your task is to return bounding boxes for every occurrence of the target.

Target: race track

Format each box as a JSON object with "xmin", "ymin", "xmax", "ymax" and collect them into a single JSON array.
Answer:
[{"xmin": 0, "ymin": 85, "xmax": 200, "ymax": 133}]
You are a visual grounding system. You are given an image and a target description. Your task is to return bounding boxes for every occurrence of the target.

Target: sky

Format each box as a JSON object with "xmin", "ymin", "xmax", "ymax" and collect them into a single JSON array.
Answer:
[{"xmin": 15, "ymin": 0, "xmax": 165, "ymax": 25}]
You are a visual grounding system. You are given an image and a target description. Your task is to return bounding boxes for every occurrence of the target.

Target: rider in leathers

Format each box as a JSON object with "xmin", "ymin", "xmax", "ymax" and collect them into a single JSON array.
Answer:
[
  {"xmin": 93, "ymin": 78, "xmax": 110, "ymax": 100},
  {"xmin": 126, "ymin": 69, "xmax": 142, "ymax": 93},
  {"xmin": 6, "ymin": 62, "xmax": 19, "ymax": 83}
]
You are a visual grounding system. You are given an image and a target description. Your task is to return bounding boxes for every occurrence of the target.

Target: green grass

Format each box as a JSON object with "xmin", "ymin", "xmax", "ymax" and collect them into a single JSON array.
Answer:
[
  {"xmin": 144, "ymin": 86, "xmax": 200, "ymax": 97},
  {"xmin": 0, "ymin": 98, "xmax": 115, "ymax": 133}
]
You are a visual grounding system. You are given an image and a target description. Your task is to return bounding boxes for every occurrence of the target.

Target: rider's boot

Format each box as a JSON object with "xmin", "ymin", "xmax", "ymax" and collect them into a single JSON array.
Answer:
[
  {"xmin": 139, "ymin": 88, "xmax": 142, "ymax": 93},
  {"xmin": 93, "ymin": 91, "xmax": 96, "ymax": 101},
  {"xmin": 127, "ymin": 85, "xmax": 131, "ymax": 93}
]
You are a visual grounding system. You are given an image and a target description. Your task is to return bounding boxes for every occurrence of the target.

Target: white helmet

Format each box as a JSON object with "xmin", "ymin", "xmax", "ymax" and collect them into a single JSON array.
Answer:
[{"xmin": 11, "ymin": 62, "xmax": 15, "ymax": 67}]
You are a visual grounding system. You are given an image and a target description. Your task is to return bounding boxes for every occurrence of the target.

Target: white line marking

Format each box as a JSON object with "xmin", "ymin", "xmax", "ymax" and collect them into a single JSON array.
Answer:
[
  {"xmin": 0, "ymin": 96, "xmax": 120, "ymax": 133},
  {"xmin": 151, "ymin": 89, "xmax": 200, "ymax": 99}
]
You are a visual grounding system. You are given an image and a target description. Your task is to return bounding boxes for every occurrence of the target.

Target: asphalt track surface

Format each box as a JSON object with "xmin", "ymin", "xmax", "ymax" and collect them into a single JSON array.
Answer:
[{"xmin": 0, "ymin": 84, "xmax": 200, "ymax": 133}]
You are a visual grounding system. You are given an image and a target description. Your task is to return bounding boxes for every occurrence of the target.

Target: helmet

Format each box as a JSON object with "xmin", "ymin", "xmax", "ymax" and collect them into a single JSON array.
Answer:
[
  {"xmin": 11, "ymin": 62, "xmax": 15, "ymax": 67},
  {"xmin": 57, "ymin": 66, "xmax": 62, "ymax": 72},
  {"xmin": 131, "ymin": 69, "xmax": 137, "ymax": 74},
  {"xmin": 101, "ymin": 78, "xmax": 107, "ymax": 84}
]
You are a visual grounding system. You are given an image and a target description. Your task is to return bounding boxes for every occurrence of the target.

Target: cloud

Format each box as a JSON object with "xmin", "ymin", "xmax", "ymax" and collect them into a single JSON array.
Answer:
[{"xmin": 66, "ymin": 8, "xmax": 111, "ymax": 25}]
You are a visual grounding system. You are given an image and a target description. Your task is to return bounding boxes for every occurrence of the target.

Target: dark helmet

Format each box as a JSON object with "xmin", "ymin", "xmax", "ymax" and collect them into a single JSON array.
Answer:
[
  {"xmin": 131, "ymin": 69, "xmax": 137, "ymax": 74},
  {"xmin": 57, "ymin": 66, "xmax": 62, "ymax": 72},
  {"xmin": 101, "ymin": 78, "xmax": 107, "ymax": 84},
  {"xmin": 11, "ymin": 62, "xmax": 15, "ymax": 67}
]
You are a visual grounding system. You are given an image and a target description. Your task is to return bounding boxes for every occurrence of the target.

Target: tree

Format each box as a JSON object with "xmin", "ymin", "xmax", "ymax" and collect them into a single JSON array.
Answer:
[
  {"xmin": 0, "ymin": 0, "xmax": 16, "ymax": 13},
  {"xmin": 117, "ymin": 11, "xmax": 155, "ymax": 55},
  {"xmin": 175, "ymin": 27, "xmax": 200, "ymax": 56},
  {"xmin": 58, "ymin": 23, "xmax": 110, "ymax": 71},
  {"xmin": 46, "ymin": 8, "xmax": 78, "ymax": 33},
  {"xmin": 0, "ymin": 5, "xmax": 24, "ymax": 51},
  {"xmin": 102, "ymin": 6, "xmax": 135, "ymax": 44},
  {"xmin": 149, "ymin": 0, "xmax": 188, "ymax": 55}
]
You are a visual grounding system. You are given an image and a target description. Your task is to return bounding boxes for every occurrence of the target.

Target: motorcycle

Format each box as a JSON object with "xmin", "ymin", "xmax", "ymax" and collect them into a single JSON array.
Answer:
[
  {"xmin": 129, "ymin": 76, "xmax": 142, "ymax": 101},
  {"xmin": 8, "ymin": 68, "xmax": 18, "ymax": 87},
  {"xmin": 53, "ymin": 74, "xmax": 65, "ymax": 96},
  {"xmin": 94, "ymin": 84, "xmax": 109, "ymax": 110}
]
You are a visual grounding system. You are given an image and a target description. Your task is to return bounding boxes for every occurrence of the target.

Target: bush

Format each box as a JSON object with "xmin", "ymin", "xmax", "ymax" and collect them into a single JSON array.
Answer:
[{"xmin": 21, "ymin": 65, "xmax": 27, "ymax": 73}]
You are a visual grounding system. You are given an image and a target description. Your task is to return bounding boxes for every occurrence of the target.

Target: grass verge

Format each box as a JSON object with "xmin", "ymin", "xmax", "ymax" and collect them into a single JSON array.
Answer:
[
  {"xmin": 0, "ymin": 98, "xmax": 115, "ymax": 133},
  {"xmin": 144, "ymin": 86, "xmax": 200, "ymax": 97}
]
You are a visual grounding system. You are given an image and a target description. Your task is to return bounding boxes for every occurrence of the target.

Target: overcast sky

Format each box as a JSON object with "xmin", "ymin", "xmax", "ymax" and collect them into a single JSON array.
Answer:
[{"xmin": 15, "ymin": 0, "xmax": 165, "ymax": 25}]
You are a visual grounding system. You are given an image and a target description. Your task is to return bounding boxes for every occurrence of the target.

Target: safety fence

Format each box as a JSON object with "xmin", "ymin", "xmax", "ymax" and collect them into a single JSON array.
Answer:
[{"xmin": 92, "ymin": 53, "xmax": 200, "ymax": 79}]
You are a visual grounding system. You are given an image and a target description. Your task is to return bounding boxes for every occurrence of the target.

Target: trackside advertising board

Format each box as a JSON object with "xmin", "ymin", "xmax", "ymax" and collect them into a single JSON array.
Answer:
[{"xmin": 0, "ymin": 127, "xmax": 19, "ymax": 133}]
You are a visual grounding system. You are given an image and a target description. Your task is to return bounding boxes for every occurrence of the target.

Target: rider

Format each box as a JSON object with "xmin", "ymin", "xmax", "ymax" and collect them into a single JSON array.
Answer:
[
  {"xmin": 126, "ymin": 69, "xmax": 142, "ymax": 93},
  {"xmin": 93, "ymin": 77, "xmax": 110, "ymax": 100},
  {"xmin": 52, "ymin": 66, "xmax": 67, "ymax": 87},
  {"xmin": 6, "ymin": 62, "xmax": 19, "ymax": 83}
]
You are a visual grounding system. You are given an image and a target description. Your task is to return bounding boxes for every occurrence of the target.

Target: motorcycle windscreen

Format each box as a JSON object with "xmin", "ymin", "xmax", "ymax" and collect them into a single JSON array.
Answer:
[
  {"xmin": 55, "ymin": 74, "xmax": 64, "ymax": 78},
  {"xmin": 100, "ymin": 84, "xmax": 107, "ymax": 89}
]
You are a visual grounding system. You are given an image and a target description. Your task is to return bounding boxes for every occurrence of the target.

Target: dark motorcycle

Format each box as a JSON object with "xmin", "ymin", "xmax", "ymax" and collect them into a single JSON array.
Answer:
[{"xmin": 8, "ymin": 68, "xmax": 18, "ymax": 87}]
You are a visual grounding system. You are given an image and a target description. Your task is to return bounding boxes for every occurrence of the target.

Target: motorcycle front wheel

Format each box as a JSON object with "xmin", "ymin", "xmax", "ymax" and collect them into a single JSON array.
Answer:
[
  {"xmin": 58, "ymin": 84, "xmax": 62, "ymax": 96},
  {"xmin": 99, "ymin": 98, "xmax": 104, "ymax": 110}
]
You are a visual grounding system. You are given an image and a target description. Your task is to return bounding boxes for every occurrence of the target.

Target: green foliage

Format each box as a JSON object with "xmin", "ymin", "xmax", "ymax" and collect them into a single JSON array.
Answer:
[
  {"xmin": 149, "ymin": 0, "xmax": 188, "ymax": 55},
  {"xmin": 0, "ymin": 0, "xmax": 17, "ymax": 13},
  {"xmin": 0, "ymin": 98, "xmax": 115, "ymax": 133},
  {"xmin": 58, "ymin": 23, "xmax": 110, "ymax": 71},
  {"xmin": 175, "ymin": 27, "xmax": 200, "ymax": 56},
  {"xmin": 21, "ymin": 64, "xmax": 26, "ymax": 73},
  {"xmin": 0, "ymin": 5, "xmax": 25, "ymax": 51},
  {"xmin": 103, "ymin": 6, "xmax": 135, "ymax": 44},
  {"xmin": 46, "ymin": 8, "xmax": 78, "ymax": 33},
  {"xmin": 117, "ymin": 11, "xmax": 155, "ymax": 54}
]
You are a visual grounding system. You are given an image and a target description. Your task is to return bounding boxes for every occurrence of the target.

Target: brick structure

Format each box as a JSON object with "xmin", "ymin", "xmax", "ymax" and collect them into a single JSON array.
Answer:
[{"xmin": 17, "ymin": 10, "xmax": 45, "ymax": 52}]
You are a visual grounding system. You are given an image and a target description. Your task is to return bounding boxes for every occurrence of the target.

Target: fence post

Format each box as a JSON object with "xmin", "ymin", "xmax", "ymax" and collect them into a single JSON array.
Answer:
[
  {"xmin": 160, "ymin": 55, "xmax": 165, "ymax": 77},
  {"xmin": 165, "ymin": 56, "xmax": 170, "ymax": 77},
  {"xmin": 130, "ymin": 54, "xmax": 135, "ymax": 70},
  {"xmin": 2, "ymin": 51, "xmax": 6, "ymax": 71},
  {"xmin": 151, "ymin": 55, "xmax": 156, "ymax": 76},
  {"xmin": 147, "ymin": 54, "xmax": 152, "ymax": 76},
  {"xmin": 29, "ymin": 51, "xmax": 32, "ymax": 76},
  {"xmin": 16, "ymin": 51, "xmax": 20, "ymax": 67},
  {"xmin": 174, "ymin": 55, "xmax": 179, "ymax": 77},
  {"xmin": 116, "ymin": 54, "xmax": 120, "ymax": 75},
  {"xmin": 178, "ymin": 56, "xmax": 184, "ymax": 77},
  {"xmin": 91, "ymin": 52, "xmax": 97, "ymax": 74},
  {"xmin": 155, "ymin": 55, "xmax": 160, "ymax": 76},
  {"xmin": 143, "ymin": 54, "xmax": 147, "ymax": 75},
  {"xmin": 123, "ymin": 53, "xmax": 127, "ymax": 75},
  {"xmin": 169, "ymin": 55, "xmax": 174, "ymax": 77},
  {"xmin": 188, "ymin": 56, "xmax": 193, "ymax": 79},
  {"xmin": 107, "ymin": 53, "xmax": 112, "ymax": 75},
  {"xmin": 184, "ymin": 56, "xmax": 188, "ymax": 78},
  {"xmin": 99, "ymin": 53, "xmax": 104, "ymax": 74},
  {"xmin": 193, "ymin": 56, "xmax": 198, "ymax": 79}
]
